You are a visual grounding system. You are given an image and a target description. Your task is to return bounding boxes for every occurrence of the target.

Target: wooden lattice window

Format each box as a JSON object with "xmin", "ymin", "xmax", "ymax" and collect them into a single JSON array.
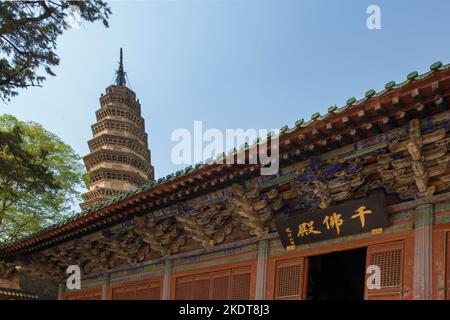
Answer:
[
  {"xmin": 174, "ymin": 266, "xmax": 252, "ymax": 300},
  {"xmin": 135, "ymin": 284, "xmax": 149, "ymax": 300},
  {"xmin": 136, "ymin": 282, "xmax": 161, "ymax": 300},
  {"xmin": 211, "ymin": 272, "xmax": 230, "ymax": 300},
  {"xmin": 371, "ymin": 249, "xmax": 402, "ymax": 287},
  {"xmin": 112, "ymin": 286, "xmax": 136, "ymax": 300},
  {"xmin": 365, "ymin": 241, "xmax": 405, "ymax": 300},
  {"xmin": 111, "ymin": 280, "xmax": 161, "ymax": 300},
  {"xmin": 274, "ymin": 257, "xmax": 306, "ymax": 300},
  {"xmin": 230, "ymin": 268, "xmax": 251, "ymax": 300},
  {"xmin": 175, "ymin": 276, "xmax": 193, "ymax": 300},
  {"xmin": 193, "ymin": 276, "xmax": 211, "ymax": 300}
]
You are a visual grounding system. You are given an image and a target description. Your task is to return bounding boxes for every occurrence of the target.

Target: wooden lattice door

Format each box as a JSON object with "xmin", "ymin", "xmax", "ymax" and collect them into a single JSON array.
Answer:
[
  {"xmin": 230, "ymin": 267, "xmax": 251, "ymax": 300},
  {"xmin": 111, "ymin": 280, "xmax": 161, "ymax": 300},
  {"xmin": 211, "ymin": 271, "xmax": 230, "ymax": 299},
  {"xmin": 111, "ymin": 285, "xmax": 136, "ymax": 300},
  {"xmin": 365, "ymin": 241, "xmax": 405, "ymax": 300},
  {"xmin": 193, "ymin": 274, "xmax": 211, "ymax": 300},
  {"xmin": 174, "ymin": 266, "xmax": 252, "ymax": 300},
  {"xmin": 175, "ymin": 276, "xmax": 194, "ymax": 300},
  {"xmin": 274, "ymin": 257, "xmax": 307, "ymax": 300}
]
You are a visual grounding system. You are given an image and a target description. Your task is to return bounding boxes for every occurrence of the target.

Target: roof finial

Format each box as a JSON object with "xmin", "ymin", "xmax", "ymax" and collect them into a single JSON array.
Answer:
[{"xmin": 115, "ymin": 48, "xmax": 126, "ymax": 86}]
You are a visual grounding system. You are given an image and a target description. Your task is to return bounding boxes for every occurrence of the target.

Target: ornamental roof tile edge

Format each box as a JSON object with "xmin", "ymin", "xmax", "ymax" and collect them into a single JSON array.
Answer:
[
  {"xmin": 0, "ymin": 60, "xmax": 449, "ymax": 250},
  {"xmin": 0, "ymin": 287, "xmax": 39, "ymax": 299}
]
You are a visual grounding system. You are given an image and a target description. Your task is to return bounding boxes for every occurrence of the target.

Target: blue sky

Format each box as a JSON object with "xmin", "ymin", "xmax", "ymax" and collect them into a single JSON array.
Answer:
[{"xmin": 3, "ymin": 0, "xmax": 450, "ymax": 185}]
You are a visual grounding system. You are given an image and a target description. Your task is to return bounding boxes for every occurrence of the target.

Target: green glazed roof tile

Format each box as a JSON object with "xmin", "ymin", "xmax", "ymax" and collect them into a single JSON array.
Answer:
[
  {"xmin": 384, "ymin": 81, "xmax": 396, "ymax": 89},
  {"xmin": 346, "ymin": 97, "xmax": 357, "ymax": 105},
  {"xmin": 328, "ymin": 105, "xmax": 338, "ymax": 113},
  {"xmin": 365, "ymin": 89, "xmax": 376, "ymax": 97},
  {"xmin": 295, "ymin": 118, "xmax": 305, "ymax": 127},
  {"xmin": 195, "ymin": 162, "xmax": 204, "ymax": 168},
  {"xmin": 407, "ymin": 71, "xmax": 418, "ymax": 80},
  {"xmin": 430, "ymin": 61, "xmax": 442, "ymax": 71}
]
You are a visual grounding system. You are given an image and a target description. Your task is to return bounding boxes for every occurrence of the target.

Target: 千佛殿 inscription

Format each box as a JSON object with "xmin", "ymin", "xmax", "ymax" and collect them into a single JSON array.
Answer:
[{"xmin": 276, "ymin": 193, "xmax": 389, "ymax": 250}]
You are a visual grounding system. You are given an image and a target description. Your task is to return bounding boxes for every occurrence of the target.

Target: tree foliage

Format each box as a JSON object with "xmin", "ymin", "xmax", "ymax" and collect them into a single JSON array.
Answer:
[
  {"xmin": 0, "ymin": 114, "xmax": 84, "ymax": 243},
  {"xmin": 0, "ymin": 1, "xmax": 111, "ymax": 102}
]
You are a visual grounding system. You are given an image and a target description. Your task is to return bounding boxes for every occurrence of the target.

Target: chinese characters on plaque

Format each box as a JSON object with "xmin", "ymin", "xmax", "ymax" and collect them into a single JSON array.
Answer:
[{"xmin": 276, "ymin": 193, "xmax": 389, "ymax": 250}]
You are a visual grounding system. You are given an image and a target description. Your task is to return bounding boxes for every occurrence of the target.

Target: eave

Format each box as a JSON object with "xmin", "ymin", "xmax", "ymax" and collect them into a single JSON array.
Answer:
[{"xmin": 1, "ymin": 62, "xmax": 449, "ymax": 259}]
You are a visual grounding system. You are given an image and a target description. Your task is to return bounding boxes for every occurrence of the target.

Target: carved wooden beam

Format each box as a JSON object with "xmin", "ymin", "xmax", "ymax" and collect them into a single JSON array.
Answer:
[
  {"xmin": 292, "ymin": 157, "xmax": 365, "ymax": 210},
  {"xmin": 102, "ymin": 229, "xmax": 148, "ymax": 265},
  {"xmin": 176, "ymin": 204, "xmax": 233, "ymax": 248},
  {"xmin": 71, "ymin": 238, "xmax": 115, "ymax": 274},
  {"xmin": 0, "ymin": 261, "xmax": 17, "ymax": 279},
  {"xmin": 228, "ymin": 183, "xmax": 283, "ymax": 238},
  {"xmin": 19, "ymin": 254, "xmax": 66, "ymax": 281},
  {"xmin": 132, "ymin": 216, "xmax": 184, "ymax": 256},
  {"xmin": 378, "ymin": 118, "xmax": 449, "ymax": 199}
]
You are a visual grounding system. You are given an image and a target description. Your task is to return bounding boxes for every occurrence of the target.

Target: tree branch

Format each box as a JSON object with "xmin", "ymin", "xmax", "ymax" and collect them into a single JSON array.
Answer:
[{"xmin": 0, "ymin": 2, "xmax": 57, "ymax": 36}]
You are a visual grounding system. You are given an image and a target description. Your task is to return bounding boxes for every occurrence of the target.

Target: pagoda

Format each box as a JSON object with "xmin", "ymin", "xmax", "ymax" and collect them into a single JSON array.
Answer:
[{"xmin": 80, "ymin": 49, "xmax": 154, "ymax": 209}]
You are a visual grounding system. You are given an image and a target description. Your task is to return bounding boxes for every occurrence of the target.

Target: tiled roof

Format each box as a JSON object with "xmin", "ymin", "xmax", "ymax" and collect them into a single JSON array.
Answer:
[
  {"xmin": 0, "ymin": 60, "xmax": 449, "ymax": 251},
  {"xmin": 0, "ymin": 287, "xmax": 39, "ymax": 300}
]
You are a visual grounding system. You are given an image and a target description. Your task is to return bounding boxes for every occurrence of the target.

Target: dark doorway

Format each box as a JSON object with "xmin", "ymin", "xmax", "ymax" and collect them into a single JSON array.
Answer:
[{"xmin": 306, "ymin": 247, "xmax": 366, "ymax": 300}]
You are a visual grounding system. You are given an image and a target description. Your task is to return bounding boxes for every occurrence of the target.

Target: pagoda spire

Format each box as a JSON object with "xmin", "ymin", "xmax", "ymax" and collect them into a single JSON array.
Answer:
[{"xmin": 115, "ymin": 48, "xmax": 127, "ymax": 86}]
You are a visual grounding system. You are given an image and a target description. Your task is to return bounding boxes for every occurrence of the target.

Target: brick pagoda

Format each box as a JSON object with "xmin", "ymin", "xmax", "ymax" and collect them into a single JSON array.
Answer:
[{"xmin": 81, "ymin": 49, "xmax": 154, "ymax": 209}]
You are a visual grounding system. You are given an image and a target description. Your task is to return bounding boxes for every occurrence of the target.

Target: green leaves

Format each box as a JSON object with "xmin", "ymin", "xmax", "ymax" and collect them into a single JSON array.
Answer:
[
  {"xmin": 0, "ymin": 1, "xmax": 111, "ymax": 102},
  {"xmin": 0, "ymin": 114, "xmax": 84, "ymax": 243}
]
